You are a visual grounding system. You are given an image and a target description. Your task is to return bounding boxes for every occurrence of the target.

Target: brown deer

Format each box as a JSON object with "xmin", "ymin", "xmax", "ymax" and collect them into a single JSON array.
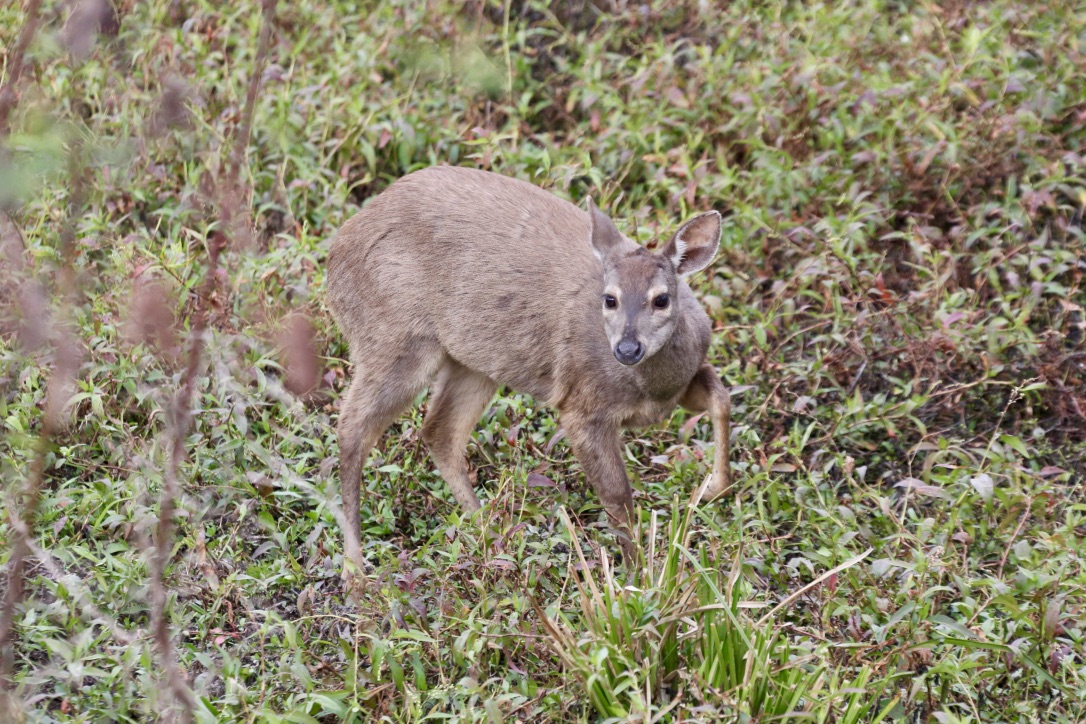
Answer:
[{"xmin": 327, "ymin": 166, "xmax": 732, "ymax": 578}]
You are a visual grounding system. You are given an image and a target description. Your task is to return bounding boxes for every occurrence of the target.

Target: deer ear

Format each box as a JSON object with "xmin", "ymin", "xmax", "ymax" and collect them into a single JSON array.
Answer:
[
  {"xmin": 660, "ymin": 211, "xmax": 721, "ymax": 277},
  {"xmin": 587, "ymin": 198, "xmax": 625, "ymax": 260}
]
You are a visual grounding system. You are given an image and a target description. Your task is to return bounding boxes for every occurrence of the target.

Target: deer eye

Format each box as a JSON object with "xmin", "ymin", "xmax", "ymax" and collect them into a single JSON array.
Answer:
[
  {"xmin": 603, "ymin": 294, "xmax": 618, "ymax": 309},
  {"xmin": 653, "ymin": 293, "xmax": 670, "ymax": 309}
]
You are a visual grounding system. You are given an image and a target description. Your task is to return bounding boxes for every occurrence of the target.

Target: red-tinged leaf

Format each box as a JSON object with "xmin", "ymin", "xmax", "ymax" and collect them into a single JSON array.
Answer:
[
  {"xmin": 942, "ymin": 311, "xmax": 965, "ymax": 329},
  {"xmin": 873, "ymin": 273, "xmax": 895, "ymax": 305},
  {"xmin": 1044, "ymin": 598, "xmax": 1062, "ymax": 640},
  {"xmin": 1005, "ymin": 78, "xmax": 1026, "ymax": 94},
  {"xmin": 665, "ymin": 86, "xmax": 689, "ymax": 109},
  {"xmin": 1022, "ymin": 189, "xmax": 1055, "ymax": 215},
  {"xmin": 916, "ymin": 141, "xmax": 944, "ymax": 175},
  {"xmin": 544, "ymin": 428, "xmax": 565, "ymax": 454},
  {"xmin": 131, "ymin": 262, "xmax": 153, "ymax": 278},
  {"xmin": 680, "ymin": 413, "xmax": 705, "ymax": 439},
  {"xmin": 1051, "ymin": 644, "xmax": 1073, "ymax": 673},
  {"xmin": 1038, "ymin": 466, "xmax": 1067, "ymax": 477},
  {"xmin": 730, "ymin": 91, "xmax": 752, "ymax": 107},
  {"xmin": 527, "ymin": 472, "xmax": 557, "ymax": 488}
]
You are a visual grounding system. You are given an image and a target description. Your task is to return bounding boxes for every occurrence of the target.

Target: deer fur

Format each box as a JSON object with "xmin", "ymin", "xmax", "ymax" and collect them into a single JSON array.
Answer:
[{"xmin": 327, "ymin": 166, "xmax": 732, "ymax": 576}]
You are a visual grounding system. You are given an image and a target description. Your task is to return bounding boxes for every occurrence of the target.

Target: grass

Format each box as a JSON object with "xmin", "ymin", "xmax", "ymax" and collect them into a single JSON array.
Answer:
[{"xmin": 1, "ymin": 0, "xmax": 1085, "ymax": 720}]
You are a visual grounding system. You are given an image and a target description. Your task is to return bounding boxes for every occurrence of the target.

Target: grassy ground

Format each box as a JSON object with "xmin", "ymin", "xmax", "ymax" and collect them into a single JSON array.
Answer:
[{"xmin": 2, "ymin": 0, "xmax": 1085, "ymax": 720}]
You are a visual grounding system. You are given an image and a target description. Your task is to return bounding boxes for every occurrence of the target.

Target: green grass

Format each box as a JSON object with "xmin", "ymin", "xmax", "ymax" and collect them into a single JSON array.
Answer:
[{"xmin": 1, "ymin": 0, "xmax": 1085, "ymax": 720}]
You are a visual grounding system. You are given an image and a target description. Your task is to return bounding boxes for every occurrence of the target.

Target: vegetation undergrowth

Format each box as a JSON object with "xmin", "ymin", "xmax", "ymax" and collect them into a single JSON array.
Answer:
[
  {"xmin": 1, "ymin": 0, "xmax": 1084, "ymax": 721},
  {"xmin": 541, "ymin": 500, "xmax": 897, "ymax": 720}
]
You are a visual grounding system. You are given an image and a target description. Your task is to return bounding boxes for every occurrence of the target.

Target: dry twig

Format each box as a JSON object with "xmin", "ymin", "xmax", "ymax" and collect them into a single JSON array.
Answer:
[
  {"xmin": 0, "ymin": 0, "xmax": 44, "ymax": 137},
  {"xmin": 0, "ymin": 142, "xmax": 85, "ymax": 714},
  {"xmin": 145, "ymin": 2, "xmax": 278, "ymax": 719}
]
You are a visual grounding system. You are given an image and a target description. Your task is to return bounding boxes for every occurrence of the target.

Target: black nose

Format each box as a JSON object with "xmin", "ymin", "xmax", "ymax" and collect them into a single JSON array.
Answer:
[{"xmin": 615, "ymin": 339, "xmax": 644, "ymax": 365}]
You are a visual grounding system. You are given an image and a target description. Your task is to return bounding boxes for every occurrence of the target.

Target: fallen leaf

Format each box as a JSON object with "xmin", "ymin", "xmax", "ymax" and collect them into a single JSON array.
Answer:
[
  {"xmin": 895, "ymin": 478, "xmax": 950, "ymax": 499},
  {"xmin": 527, "ymin": 472, "xmax": 557, "ymax": 488}
]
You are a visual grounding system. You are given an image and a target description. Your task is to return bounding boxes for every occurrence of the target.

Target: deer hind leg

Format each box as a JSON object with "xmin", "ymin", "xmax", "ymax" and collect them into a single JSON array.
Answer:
[
  {"xmin": 421, "ymin": 359, "xmax": 498, "ymax": 513},
  {"xmin": 338, "ymin": 341, "xmax": 443, "ymax": 582},
  {"xmin": 680, "ymin": 364, "xmax": 732, "ymax": 503}
]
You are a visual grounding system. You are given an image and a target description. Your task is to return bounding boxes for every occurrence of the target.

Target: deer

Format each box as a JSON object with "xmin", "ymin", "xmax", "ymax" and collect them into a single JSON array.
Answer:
[{"xmin": 327, "ymin": 166, "xmax": 732, "ymax": 581}]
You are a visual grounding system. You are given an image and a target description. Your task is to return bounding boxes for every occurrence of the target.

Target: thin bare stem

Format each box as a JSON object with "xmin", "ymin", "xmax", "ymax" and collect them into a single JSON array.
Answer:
[
  {"xmin": 229, "ymin": 0, "xmax": 277, "ymax": 189},
  {"xmin": 145, "ymin": 2, "xmax": 277, "ymax": 720},
  {"xmin": 997, "ymin": 502, "xmax": 1032, "ymax": 579},
  {"xmin": 0, "ymin": 138, "xmax": 85, "ymax": 714},
  {"xmin": 0, "ymin": 0, "xmax": 44, "ymax": 137}
]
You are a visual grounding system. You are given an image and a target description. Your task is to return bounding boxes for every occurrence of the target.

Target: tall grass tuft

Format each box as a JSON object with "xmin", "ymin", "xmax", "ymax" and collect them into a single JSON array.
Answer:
[{"xmin": 539, "ymin": 495, "xmax": 895, "ymax": 720}]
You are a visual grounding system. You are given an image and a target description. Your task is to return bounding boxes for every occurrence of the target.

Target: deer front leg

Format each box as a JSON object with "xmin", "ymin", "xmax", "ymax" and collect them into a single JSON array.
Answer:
[
  {"xmin": 563, "ymin": 414, "xmax": 639, "ymax": 564},
  {"xmin": 680, "ymin": 365, "xmax": 732, "ymax": 503}
]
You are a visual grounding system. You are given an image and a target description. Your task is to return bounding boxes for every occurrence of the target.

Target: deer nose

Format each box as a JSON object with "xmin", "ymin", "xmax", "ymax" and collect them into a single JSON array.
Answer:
[{"xmin": 615, "ymin": 338, "xmax": 644, "ymax": 366}]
